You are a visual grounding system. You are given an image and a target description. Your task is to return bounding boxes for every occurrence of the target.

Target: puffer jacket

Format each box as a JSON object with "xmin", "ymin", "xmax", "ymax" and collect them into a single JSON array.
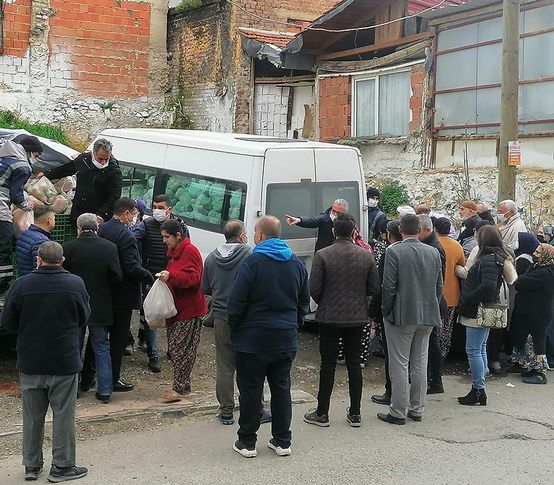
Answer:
[
  {"xmin": 0, "ymin": 140, "xmax": 32, "ymax": 222},
  {"xmin": 15, "ymin": 224, "xmax": 50, "ymax": 276},
  {"xmin": 458, "ymin": 246, "xmax": 506, "ymax": 319}
]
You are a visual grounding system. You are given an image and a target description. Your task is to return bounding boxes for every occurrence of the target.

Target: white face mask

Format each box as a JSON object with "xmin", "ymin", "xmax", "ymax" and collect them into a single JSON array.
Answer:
[
  {"xmin": 92, "ymin": 158, "xmax": 109, "ymax": 170},
  {"xmin": 152, "ymin": 209, "xmax": 167, "ymax": 222},
  {"xmin": 497, "ymin": 213, "xmax": 508, "ymax": 223},
  {"xmin": 329, "ymin": 212, "xmax": 337, "ymax": 221},
  {"xmin": 131, "ymin": 214, "xmax": 138, "ymax": 226},
  {"xmin": 29, "ymin": 155, "xmax": 39, "ymax": 165},
  {"xmin": 367, "ymin": 198, "xmax": 378, "ymax": 208}
]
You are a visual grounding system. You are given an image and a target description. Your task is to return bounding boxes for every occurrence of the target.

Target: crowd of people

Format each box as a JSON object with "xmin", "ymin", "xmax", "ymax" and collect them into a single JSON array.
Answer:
[{"xmin": 1, "ymin": 134, "xmax": 554, "ymax": 480}]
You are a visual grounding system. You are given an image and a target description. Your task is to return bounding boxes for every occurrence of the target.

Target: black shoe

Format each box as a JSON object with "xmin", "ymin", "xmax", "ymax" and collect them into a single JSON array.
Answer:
[
  {"xmin": 232, "ymin": 440, "xmax": 257, "ymax": 458},
  {"xmin": 113, "ymin": 380, "xmax": 134, "ymax": 392},
  {"xmin": 457, "ymin": 387, "xmax": 487, "ymax": 406},
  {"xmin": 371, "ymin": 391, "xmax": 391, "ymax": 405},
  {"xmin": 123, "ymin": 344, "xmax": 133, "ymax": 356},
  {"xmin": 377, "ymin": 413, "xmax": 406, "ymax": 425},
  {"xmin": 303, "ymin": 409, "xmax": 330, "ymax": 427},
  {"xmin": 507, "ymin": 363, "xmax": 527, "ymax": 374},
  {"xmin": 79, "ymin": 378, "xmax": 95, "ymax": 393},
  {"xmin": 24, "ymin": 466, "xmax": 43, "ymax": 481},
  {"xmin": 47, "ymin": 465, "xmax": 88, "ymax": 483},
  {"xmin": 407, "ymin": 410, "xmax": 422, "ymax": 422},
  {"xmin": 95, "ymin": 392, "xmax": 110, "ymax": 404},
  {"xmin": 148, "ymin": 357, "xmax": 161, "ymax": 373},
  {"xmin": 346, "ymin": 408, "xmax": 361, "ymax": 428},
  {"xmin": 427, "ymin": 384, "xmax": 444, "ymax": 394},
  {"xmin": 259, "ymin": 409, "xmax": 272, "ymax": 424}
]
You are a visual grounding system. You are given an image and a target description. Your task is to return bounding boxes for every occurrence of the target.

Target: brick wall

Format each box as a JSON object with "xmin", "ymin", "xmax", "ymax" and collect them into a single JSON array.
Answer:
[
  {"xmin": 318, "ymin": 75, "xmax": 351, "ymax": 142},
  {"xmin": 409, "ymin": 64, "xmax": 425, "ymax": 133},
  {"xmin": 2, "ymin": 0, "xmax": 31, "ymax": 57},
  {"xmin": 48, "ymin": 0, "xmax": 151, "ymax": 97}
]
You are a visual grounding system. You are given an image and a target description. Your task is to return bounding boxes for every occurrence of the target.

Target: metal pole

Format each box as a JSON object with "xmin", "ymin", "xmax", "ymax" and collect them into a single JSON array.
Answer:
[{"xmin": 497, "ymin": 0, "xmax": 520, "ymax": 202}]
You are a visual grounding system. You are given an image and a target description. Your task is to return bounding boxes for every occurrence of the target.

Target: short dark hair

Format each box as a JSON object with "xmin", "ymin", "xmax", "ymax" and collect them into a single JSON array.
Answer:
[
  {"xmin": 387, "ymin": 220, "xmax": 401, "ymax": 242},
  {"xmin": 160, "ymin": 219, "xmax": 183, "ymax": 237},
  {"xmin": 399, "ymin": 214, "xmax": 420, "ymax": 236},
  {"xmin": 333, "ymin": 213, "xmax": 355, "ymax": 238},
  {"xmin": 223, "ymin": 220, "xmax": 245, "ymax": 241},
  {"xmin": 153, "ymin": 194, "xmax": 172, "ymax": 206},
  {"xmin": 33, "ymin": 205, "xmax": 54, "ymax": 221},
  {"xmin": 113, "ymin": 197, "xmax": 137, "ymax": 215}
]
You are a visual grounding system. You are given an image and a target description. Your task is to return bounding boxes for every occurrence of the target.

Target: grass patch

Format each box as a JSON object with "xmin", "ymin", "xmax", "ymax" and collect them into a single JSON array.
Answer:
[{"xmin": 0, "ymin": 110, "xmax": 67, "ymax": 144}]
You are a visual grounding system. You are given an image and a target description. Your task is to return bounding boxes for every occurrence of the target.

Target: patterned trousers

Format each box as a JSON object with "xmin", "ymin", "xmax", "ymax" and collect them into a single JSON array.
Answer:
[
  {"xmin": 439, "ymin": 307, "xmax": 457, "ymax": 359},
  {"xmin": 166, "ymin": 318, "xmax": 202, "ymax": 393}
]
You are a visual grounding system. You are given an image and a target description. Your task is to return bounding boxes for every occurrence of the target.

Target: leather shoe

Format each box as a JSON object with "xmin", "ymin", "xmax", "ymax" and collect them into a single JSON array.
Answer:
[
  {"xmin": 371, "ymin": 392, "xmax": 391, "ymax": 405},
  {"xmin": 113, "ymin": 380, "xmax": 134, "ymax": 392},
  {"xmin": 148, "ymin": 357, "xmax": 161, "ymax": 373},
  {"xmin": 427, "ymin": 384, "xmax": 444, "ymax": 395},
  {"xmin": 80, "ymin": 378, "xmax": 96, "ymax": 393},
  {"xmin": 407, "ymin": 410, "xmax": 422, "ymax": 422},
  {"xmin": 95, "ymin": 392, "xmax": 110, "ymax": 404},
  {"xmin": 377, "ymin": 413, "xmax": 406, "ymax": 425}
]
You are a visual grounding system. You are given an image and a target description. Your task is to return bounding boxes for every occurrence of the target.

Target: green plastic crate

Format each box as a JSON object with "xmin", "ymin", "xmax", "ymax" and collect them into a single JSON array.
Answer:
[{"xmin": 50, "ymin": 214, "xmax": 77, "ymax": 244}]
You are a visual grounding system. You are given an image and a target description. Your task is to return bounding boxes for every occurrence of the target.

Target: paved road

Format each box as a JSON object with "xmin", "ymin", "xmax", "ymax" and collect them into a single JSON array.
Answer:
[{"xmin": 1, "ymin": 374, "xmax": 554, "ymax": 484}]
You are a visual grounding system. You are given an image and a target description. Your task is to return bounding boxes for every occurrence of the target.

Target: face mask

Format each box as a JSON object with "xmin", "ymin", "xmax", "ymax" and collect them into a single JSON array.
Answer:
[
  {"xmin": 497, "ymin": 213, "xmax": 507, "ymax": 223},
  {"xmin": 29, "ymin": 156, "xmax": 39, "ymax": 165},
  {"xmin": 367, "ymin": 199, "xmax": 378, "ymax": 208},
  {"xmin": 152, "ymin": 209, "xmax": 167, "ymax": 222},
  {"xmin": 329, "ymin": 213, "xmax": 337, "ymax": 221},
  {"xmin": 92, "ymin": 158, "xmax": 109, "ymax": 170}
]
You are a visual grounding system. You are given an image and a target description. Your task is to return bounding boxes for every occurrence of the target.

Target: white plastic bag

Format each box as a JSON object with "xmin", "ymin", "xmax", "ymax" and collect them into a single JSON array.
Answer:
[
  {"xmin": 143, "ymin": 279, "xmax": 177, "ymax": 329},
  {"xmin": 28, "ymin": 176, "xmax": 57, "ymax": 204},
  {"xmin": 51, "ymin": 194, "xmax": 70, "ymax": 214},
  {"xmin": 13, "ymin": 209, "xmax": 34, "ymax": 237}
]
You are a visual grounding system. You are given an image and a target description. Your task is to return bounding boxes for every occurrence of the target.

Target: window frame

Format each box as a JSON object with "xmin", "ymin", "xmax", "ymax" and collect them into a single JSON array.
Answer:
[{"xmin": 352, "ymin": 67, "xmax": 412, "ymax": 137}]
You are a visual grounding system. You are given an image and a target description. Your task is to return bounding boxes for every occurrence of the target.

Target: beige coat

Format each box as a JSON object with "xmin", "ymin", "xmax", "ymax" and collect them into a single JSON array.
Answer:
[{"xmin": 499, "ymin": 215, "xmax": 527, "ymax": 250}]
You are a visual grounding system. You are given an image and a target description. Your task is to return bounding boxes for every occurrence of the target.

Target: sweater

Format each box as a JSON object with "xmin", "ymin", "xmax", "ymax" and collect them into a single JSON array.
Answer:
[
  {"xmin": 309, "ymin": 238, "xmax": 380, "ymax": 326},
  {"xmin": 438, "ymin": 235, "xmax": 465, "ymax": 307},
  {"xmin": 15, "ymin": 224, "xmax": 50, "ymax": 276},
  {"xmin": 165, "ymin": 238, "xmax": 208, "ymax": 325},
  {"xmin": 0, "ymin": 266, "xmax": 90, "ymax": 375},
  {"xmin": 201, "ymin": 242, "xmax": 252, "ymax": 321},
  {"xmin": 227, "ymin": 238, "xmax": 310, "ymax": 353}
]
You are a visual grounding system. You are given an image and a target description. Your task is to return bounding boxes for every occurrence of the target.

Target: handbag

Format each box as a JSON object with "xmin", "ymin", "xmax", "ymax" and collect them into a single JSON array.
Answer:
[{"xmin": 476, "ymin": 279, "xmax": 508, "ymax": 329}]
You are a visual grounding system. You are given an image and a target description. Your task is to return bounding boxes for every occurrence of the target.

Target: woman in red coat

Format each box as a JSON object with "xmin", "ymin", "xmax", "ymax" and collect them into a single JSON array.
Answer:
[{"xmin": 158, "ymin": 220, "xmax": 208, "ymax": 402}]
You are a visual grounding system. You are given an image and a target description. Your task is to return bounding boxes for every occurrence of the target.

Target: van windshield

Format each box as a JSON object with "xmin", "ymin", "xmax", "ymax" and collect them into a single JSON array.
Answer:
[{"xmin": 266, "ymin": 182, "xmax": 360, "ymax": 240}]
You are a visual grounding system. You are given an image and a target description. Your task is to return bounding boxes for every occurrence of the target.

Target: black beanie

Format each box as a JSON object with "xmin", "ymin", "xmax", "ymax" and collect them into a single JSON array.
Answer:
[
  {"xmin": 367, "ymin": 187, "xmax": 380, "ymax": 199},
  {"xmin": 18, "ymin": 135, "xmax": 43, "ymax": 154}
]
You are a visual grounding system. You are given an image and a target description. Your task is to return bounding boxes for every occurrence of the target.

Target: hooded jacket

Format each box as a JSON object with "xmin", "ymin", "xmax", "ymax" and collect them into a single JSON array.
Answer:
[
  {"xmin": 201, "ymin": 242, "xmax": 252, "ymax": 321},
  {"xmin": 227, "ymin": 238, "xmax": 310, "ymax": 353},
  {"xmin": 0, "ymin": 140, "xmax": 32, "ymax": 222},
  {"xmin": 45, "ymin": 151, "xmax": 123, "ymax": 223}
]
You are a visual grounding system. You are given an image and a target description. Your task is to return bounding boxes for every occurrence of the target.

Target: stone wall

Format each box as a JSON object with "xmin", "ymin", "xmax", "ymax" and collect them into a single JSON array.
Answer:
[{"xmin": 0, "ymin": 0, "xmax": 170, "ymax": 147}]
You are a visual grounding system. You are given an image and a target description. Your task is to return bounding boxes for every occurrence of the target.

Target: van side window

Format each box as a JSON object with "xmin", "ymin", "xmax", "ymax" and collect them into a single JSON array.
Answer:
[
  {"xmin": 120, "ymin": 164, "xmax": 157, "ymax": 206},
  {"xmin": 162, "ymin": 172, "xmax": 246, "ymax": 232},
  {"xmin": 267, "ymin": 182, "xmax": 360, "ymax": 240}
]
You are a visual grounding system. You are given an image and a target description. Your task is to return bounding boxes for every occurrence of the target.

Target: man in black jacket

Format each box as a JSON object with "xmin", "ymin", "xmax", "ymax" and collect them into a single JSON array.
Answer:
[
  {"xmin": 132, "ymin": 194, "xmax": 189, "ymax": 372},
  {"xmin": 98, "ymin": 197, "xmax": 154, "ymax": 392},
  {"xmin": 285, "ymin": 199, "xmax": 349, "ymax": 252},
  {"xmin": 367, "ymin": 187, "xmax": 387, "ymax": 243},
  {"xmin": 0, "ymin": 241, "xmax": 90, "ymax": 482},
  {"xmin": 42, "ymin": 138, "xmax": 122, "ymax": 224},
  {"xmin": 63, "ymin": 213, "xmax": 123, "ymax": 403}
]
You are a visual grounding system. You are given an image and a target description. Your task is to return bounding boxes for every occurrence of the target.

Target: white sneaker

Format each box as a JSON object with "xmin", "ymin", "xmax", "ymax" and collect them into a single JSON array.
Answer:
[
  {"xmin": 267, "ymin": 438, "xmax": 291, "ymax": 456},
  {"xmin": 233, "ymin": 440, "xmax": 257, "ymax": 458}
]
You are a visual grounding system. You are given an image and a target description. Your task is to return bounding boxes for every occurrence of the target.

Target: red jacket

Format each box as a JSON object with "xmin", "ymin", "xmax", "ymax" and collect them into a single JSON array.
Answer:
[{"xmin": 165, "ymin": 238, "xmax": 208, "ymax": 325}]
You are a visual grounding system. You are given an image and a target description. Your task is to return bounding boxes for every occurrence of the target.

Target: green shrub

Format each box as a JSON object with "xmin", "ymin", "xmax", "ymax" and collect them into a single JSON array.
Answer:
[
  {"xmin": 173, "ymin": 0, "xmax": 205, "ymax": 13},
  {"xmin": 0, "ymin": 110, "xmax": 67, "ymax": 144},
  {"xmin": 377, "ymin": 180, "xmax": 410, "ymax": 216}
]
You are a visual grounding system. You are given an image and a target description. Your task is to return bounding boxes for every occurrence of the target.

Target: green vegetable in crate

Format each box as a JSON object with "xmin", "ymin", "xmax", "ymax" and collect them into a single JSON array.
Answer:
[
  {"xmin": 187, "ymin": 182, "xmax": 202, "ymax": 197},
  {"xmin": 147, "ymin": 175, "xmax": 155, "ymax": 188},
  {"xmin": 166, "ymin": 177, "xmax": 181, "ymax": 194},
  {"xmin": 130, "ymin": 184, "xmax": 147, "ymax": 200}
]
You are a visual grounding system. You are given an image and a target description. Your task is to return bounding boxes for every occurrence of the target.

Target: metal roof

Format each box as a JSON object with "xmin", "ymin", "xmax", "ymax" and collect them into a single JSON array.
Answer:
[{"xmin": 418, "ymin": 0, "xmax": 501, "ymax": 19}]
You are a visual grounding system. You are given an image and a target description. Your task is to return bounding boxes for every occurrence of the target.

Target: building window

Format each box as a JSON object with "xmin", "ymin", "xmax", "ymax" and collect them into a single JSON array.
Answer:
[{"xmin": 353, "ymin": 70, "xmax": 411, "ymax": 137}]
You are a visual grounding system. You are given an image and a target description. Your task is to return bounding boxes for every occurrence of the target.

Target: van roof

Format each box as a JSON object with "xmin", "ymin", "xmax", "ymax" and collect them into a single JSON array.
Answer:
[{"xmin": 99, "ymin": 129, "xmax": 358, "ymax": 156}]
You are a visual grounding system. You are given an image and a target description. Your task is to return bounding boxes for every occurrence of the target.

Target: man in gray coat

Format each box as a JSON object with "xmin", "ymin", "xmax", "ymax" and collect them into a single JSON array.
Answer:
[
  {"xmin": 304, "ymin": 214, "xmax": 380, "ymax": 428},
  {"xmin": 201, "ymin": 220, "xmax": 252, "ymax": 425},
  {"xmin": 378, "ymin": 214, "xmax": 443, "ymax": 425}
]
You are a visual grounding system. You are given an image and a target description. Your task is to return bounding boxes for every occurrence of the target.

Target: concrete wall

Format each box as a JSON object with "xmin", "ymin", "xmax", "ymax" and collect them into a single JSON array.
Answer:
[{"xmin": 0, "ymin": 0, "xmax": 170, "ymax": 146}]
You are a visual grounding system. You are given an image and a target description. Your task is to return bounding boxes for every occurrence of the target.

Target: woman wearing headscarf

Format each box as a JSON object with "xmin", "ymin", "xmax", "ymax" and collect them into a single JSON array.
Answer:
[
  {"xmin": 457, "ymin": 225, "xmax": 511, "ymax": 405},
  {"xmin": 510, "ymin": 243, "xmax": 554, "ymax": 384}
]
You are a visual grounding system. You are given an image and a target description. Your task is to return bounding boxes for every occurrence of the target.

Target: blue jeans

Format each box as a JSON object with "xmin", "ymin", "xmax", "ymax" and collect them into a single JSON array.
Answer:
[
  {"xmin": 466, "ymin": 327, "xmax": 490, "ymax": 390},
  {"xmin": 139, "ymin": 315, "xmax": 159, "ymax": 359},
  {"xmin": 81, "ymin": 327, "xmax": 112, "ymax": 395}
]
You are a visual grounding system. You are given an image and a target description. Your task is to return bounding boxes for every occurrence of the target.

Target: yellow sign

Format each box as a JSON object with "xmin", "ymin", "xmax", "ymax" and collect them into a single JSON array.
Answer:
[{"xmin": 508, "ymin": 140, "xmax": 521, "ymax": 166}]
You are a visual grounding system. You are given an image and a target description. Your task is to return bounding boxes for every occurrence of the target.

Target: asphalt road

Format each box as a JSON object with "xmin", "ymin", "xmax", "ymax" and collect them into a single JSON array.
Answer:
[{"xmin": 1, "ymin": 374, "xmax": 554, "ymax": 484}]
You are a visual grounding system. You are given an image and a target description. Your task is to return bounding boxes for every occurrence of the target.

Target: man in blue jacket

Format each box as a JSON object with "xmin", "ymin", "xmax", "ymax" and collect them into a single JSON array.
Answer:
[
  {"xmin": 15, "ymin": 206, "xmax": 55, "ymax": 276},
  {"xmin": 228, "ymin": 215, "xmax": 310, "ymax": 458},
  {"xmin": 1, "ymin": 241, "xmax": 90, "ymax": 482},
  {"xmin": 285, "ymin": 199, "xmax": 349, "ymax": 252}
]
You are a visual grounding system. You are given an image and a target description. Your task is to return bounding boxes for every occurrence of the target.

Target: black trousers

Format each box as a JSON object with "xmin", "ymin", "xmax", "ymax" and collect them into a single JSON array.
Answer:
[
  {"xmin": 427, "ymin": 326, "xmax": 443, "ymax": 386},
  {"xmin": 317, "ymin": 324, "xmax": 363, "ymax": 416},
  {"xmin": 236, "ymin": 351, "xmax": 295, "ymax": 448},
  {"xmin": 512, "ymin": 314, "xmax": 549, "ymax": 356},
  {"xmin": 0, "ymin": 220, "xmax": 14, "ymax": 292},
  {"xmin": 110, "ymin": 307, "xmax": 133, "ymax": 383},
  {"xmin": 381, "ymin": 321, "xmax": 392, "ymax": 394}
]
